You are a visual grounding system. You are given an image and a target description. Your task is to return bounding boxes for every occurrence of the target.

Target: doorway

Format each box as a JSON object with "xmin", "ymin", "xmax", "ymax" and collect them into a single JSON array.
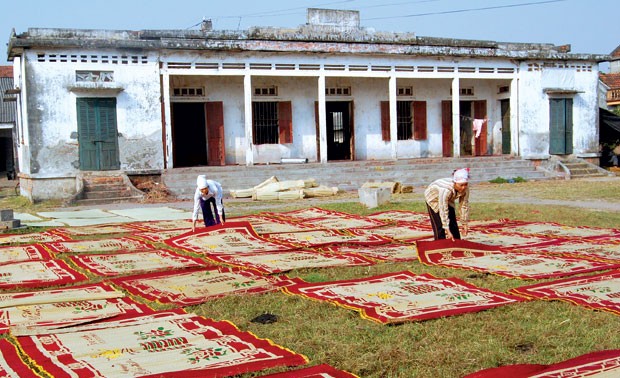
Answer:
[
  {"xmin": 500, "ymin": 99, "xmax": 511, "ymax": 154},
  {"xmin": 326, "ymin": 101, "xmax": 353, "ymax": 161},
  {"xmin": 77, "ymin": 97, "xmax": 120, "ymax": 171}
]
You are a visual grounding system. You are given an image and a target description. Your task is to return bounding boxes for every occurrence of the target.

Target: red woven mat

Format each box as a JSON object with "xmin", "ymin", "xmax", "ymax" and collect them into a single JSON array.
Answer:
[{"xmin": 284, "ymin": 271, "xmax": 524, "ymax": 324}]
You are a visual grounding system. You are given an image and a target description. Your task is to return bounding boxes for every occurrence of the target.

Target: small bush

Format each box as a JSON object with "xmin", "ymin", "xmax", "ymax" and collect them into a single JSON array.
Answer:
[{"xmin": 489, "ymin": 176, "xmax": 527, "ymax": 184}]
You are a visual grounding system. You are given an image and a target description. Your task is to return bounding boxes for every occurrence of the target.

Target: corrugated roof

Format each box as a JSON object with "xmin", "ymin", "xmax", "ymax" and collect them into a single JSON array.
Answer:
[{"xmin": 0, "ymin": 76, "xmax": 16, "ymax": 124}]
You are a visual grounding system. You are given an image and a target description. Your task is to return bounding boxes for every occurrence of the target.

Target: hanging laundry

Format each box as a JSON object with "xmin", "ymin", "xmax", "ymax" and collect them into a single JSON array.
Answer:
[{"xmin": 472, "ymin": 118, "xmax": 487, "ymax": 138}]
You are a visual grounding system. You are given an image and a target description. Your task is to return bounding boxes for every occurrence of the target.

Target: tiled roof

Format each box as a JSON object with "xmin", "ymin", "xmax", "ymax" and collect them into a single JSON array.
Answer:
[
  {"xmin": 612, "ymin": 45, "xmax": 620, "ymax": 58},
  {"xmin": 0, "ymin": 66, "xmax": 12, "ymax": 78},
  {"xmin": 601, "ymin": 73, "xmax": 620, "ymax": 89}
]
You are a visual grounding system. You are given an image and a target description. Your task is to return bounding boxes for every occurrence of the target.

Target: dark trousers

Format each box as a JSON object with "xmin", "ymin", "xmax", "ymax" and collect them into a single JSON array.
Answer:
[
  {"xmin": 200, "ymin": 197, "xmax": 225, "ymax": 227},
  {"xmin": 426, "ymin": 203, "xmax": 461, "ymax": 240}
]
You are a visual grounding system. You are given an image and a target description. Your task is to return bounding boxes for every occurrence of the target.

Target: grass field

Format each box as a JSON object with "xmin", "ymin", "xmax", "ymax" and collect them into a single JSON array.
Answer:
[{"xmin": 1, "ymin": 177, "xmax": 619, "ymax": 377}]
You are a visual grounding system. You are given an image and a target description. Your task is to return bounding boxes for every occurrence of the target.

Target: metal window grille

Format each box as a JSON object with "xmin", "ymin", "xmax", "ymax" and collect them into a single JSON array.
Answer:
[
  {"xmin": 397, "ymin": 101, "xmax": 413, "ymax": 140},
  {"xmin": 331, "ymin": 112, "xmax": 344, "ymax": 143},
  {"xmin": 252, "ymin": 102, "xmax": 279, "ymax": 144}
]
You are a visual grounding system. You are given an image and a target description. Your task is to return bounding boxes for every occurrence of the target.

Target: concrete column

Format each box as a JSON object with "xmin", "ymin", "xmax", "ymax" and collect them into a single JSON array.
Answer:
[
  {"xmin": 243, "ymin": 74, "xmax": 253, "ymax": 166},
  {"xmin": 318, "ymin": 75, "xmax": 327, "ymax": 163},
  {"xmin": 451, "ymin": 77, "xmax": 461, "ymax": 157},
  {"xmin": 510, "ymin": 77, "xmax": 519, "ymax": 156},
  {"xmin": 389, "ymin": 75, "xmax": 397, "ymax": 159},
  {"xmin": 162, "ymin": 70, "xmax": 172, "ymax": 168}
]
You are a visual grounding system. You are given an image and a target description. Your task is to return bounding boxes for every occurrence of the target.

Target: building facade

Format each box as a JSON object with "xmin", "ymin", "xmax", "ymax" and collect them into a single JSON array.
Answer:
[{"xmin": 6, "ymin": 9, "xmax": 609, "ymax": 200}]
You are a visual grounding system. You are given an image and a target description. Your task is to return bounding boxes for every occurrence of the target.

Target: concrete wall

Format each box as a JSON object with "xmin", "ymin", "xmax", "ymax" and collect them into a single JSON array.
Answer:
[
  {"xmin": 21, "ymin": 49, "xmax": 163, "ymax": 178},
  {"xmin": 518, "ymin": 61, "xmax": 600, "ymax": 159}
]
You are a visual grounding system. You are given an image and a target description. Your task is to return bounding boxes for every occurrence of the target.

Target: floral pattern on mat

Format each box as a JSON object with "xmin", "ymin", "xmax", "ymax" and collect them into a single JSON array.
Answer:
[
  {"xmin": 44, "ymin": 237, "xmax": 154, "ymax": 254},
  {"xmin": 0, "ymin": 244, "xmax": 52, "ymax": 266},
  {"xmin": 111, "ymin": 266, "xmax": 302, "ymax": 306},
  {"xmin": 204, "ymin": 250, "xmax": 376, "ymax": 275},
  {"xmin": 318, "ymin": 243, "xmax": 419, "ymax": 262},
  {"xmin": 51, "ymin": 224, "xmax": 138, "ymax": 236},
  {"xmin": 1, "ymin": 297, "xmax": 153, "ymax": 336},
  {"xmin": 345, "ymin": 224, "xmax": 433, "ymax": 242},
  {"xmin": 416, "ymin": 239, "xmax": 620, "ymax": 280},
  {"xmin": 510, "ymin": 239, "xmax": 620, "ymax": 263},
  {"xmin": 68, "ymin": 249, "xmax": 209, "ymax": 276},
  {"xmin": 510, "ymin": 270, "xmax": 620, "ymax": 315},
  {"xmin": 0, "ymin": 231, "xmax": 70, "ymax": 245},
  {"xmin": 284, "ymin": 271, "xmax": 524, "ymax": 324},
  {"xmin": 165, "ymin": 221, "xmax": 296, "ymax": 255},
  {"xmin": 263, "ymin": 229, "xmax": 392, "ymax": 248},
  {"xmin": 0, "ymin": 260, "xmax": 87, "ymax": 289},
  {"xmin": 230, "ymin": 214, "xmax": 314, "ymax": 234},
  {"xmin": 16, "ymin": 311, "xmax": 307, "ymax": 378}
]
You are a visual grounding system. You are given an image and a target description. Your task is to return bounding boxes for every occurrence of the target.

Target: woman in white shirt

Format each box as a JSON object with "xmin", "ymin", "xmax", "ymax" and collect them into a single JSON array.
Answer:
[{"xmin": 191, "ymin": 175, "xmax": 225, "ymax": 232}]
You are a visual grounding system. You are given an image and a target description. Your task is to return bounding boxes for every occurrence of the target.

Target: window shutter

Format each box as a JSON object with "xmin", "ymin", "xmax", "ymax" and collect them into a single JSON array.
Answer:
[
  {"xmin": 549, "ymin": 99, "xmax": 565, "ymax": 154},
  {"xmin": 565, "ymin": 98, "xmax": 573, "ymax": 154},
  {"xmin": 278, "ymin": 101, "xmax": 293, "ymax": 143},
  {"xmin": 380, "ymin": 101, "xmax": 390, "ymax": 141},
  {"xmin": 413, "ymin": 101, "xmax": 427, "ymax": 140},
  {"xmin": 441, "ymin": 100, "xmax": 453, "ymax": 157}
]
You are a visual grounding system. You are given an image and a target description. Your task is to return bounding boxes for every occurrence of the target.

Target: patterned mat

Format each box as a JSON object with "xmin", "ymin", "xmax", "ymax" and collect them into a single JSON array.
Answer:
[
  {"xmin": 346, "ymin": 224, "xmax": 433, "ymax": 242},
  {"xmin": 68, "ymin": 249, "xmax": 208, "ymax": 276},
  {"xmin": 0, "ymin": 260, "xmax": 87, "ymax": 289},
  {"xmin": 16, "ymin": 311, "xmax": 308, "ymax": 378},
  {"xmin": 367, "ymin": 210, "xmax": 430, "ymax": 223},
  {"xmin": 485, "ymin": 221, "xmax": 614, "ymax": 240},
  {"xmin": 417, "ymin": 239, "xmax": 620, "ymax": 280},
  {"xmin": 284, "ymin": 271, "xmax": 523, "ymax": 324},
  {"xmin": 2, "ymin": 297, "xmax": 153, "ymax": 336},
  {"xmin": 51, "ymin": 223, "xmax": 138, "ymax": 237},
  {"xmin": 132, "ymin": 229, "xmax": 189, "ymax": 243},
  {"xmin": 44, "ymin": 237, "xmax": 154, "ymax": 254},
  {"xmin": 112, "ymin": 267, "xmax": 302, "ymax": 307},
  {"xmin": 0, "ymin": 339, "xmax": 40, "ymax": 378},
  {"xmin": 510, "ymin": 270, "xmax": 620, "ymax": 315},
  {"xmin": 464, "ymin": 230, "xmax": 555, "ymax": 247},
  {"xmin": 0, "ymin": 244, "xmax": 52, "ymax": 266},
  {"xmin": 463, "ymin": 349, "xmax": 620, "ymax": 377},
  {"xmin": 0, "ymin": 231, "xmax": 69, "ymax": 245},
  {"xmin": 318, "ymin": 243, "xmax": 419, "ymax": 262},
  {"xmin": 258, "ymin": 363, "xmax": 359, "ymax": 377},
  {"xmin": 128, "ymin": 219, "xmax": 194, "ymax": 232},
  {"xmin": 510, "ymin": 239, "xmax": 620, "ymax": 264},
  {"xmin": 204, "ymin": 250, "xmax": 376, "ymax": 275},
  {"xmin": 165, "ymin": 222, "xmax": 296, "ymax": 255},
  {"xmin": 264, "ymin": 229, "xmax": 392, "ymax": 249},
  {"xmin": 0, "ymin": 282, "xmax": 123, "ymax": 309},
  {"xmin": 230, "ymin": 214, "xmax": 314, "ymax": 234}
]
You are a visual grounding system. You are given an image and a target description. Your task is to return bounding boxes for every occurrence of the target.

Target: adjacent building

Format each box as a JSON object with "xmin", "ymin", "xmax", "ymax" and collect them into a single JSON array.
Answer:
[{"xmin": 6, "ymin": 8, "xmax": 609, "ymax": 200}]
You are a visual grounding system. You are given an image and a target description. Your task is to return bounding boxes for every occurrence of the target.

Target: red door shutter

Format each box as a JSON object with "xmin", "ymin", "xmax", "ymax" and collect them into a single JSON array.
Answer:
[
  {"xmin": 413, "ymin": 101, "xmax": 427, "ymax": 140},
  {"xmin": 278, "ymin": 101, "xmax": 293, "ymax": 143},
  {"xmin": 380, "ymin": 101, "xmax": 390, "ymax": 141},
  {"xmin": 474, "ymin": 100, "xmax": 487, "ymax": 156},
  {"xmin": 441, "ymin": 101, "xmax": 453, "ymax": 157},
  {"xmin": 206, "ymin": 101, "xmax": 225, "ymax": 166}
]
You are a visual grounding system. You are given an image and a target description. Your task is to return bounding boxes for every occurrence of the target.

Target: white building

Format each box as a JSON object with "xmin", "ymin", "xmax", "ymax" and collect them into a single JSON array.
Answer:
[{"xmin": 6, "ymin": 9, "xmax": 609, "ymax": 201}]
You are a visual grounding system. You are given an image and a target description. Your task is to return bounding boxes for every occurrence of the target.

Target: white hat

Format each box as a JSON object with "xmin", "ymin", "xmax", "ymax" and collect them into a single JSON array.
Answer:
[
  {"xmin": 453, "ymin": 168, "xmax": 469, "ymax": 184},
  {"xmin": 196, "ymin": 175, "xmax": 208, "ymax": 189}
]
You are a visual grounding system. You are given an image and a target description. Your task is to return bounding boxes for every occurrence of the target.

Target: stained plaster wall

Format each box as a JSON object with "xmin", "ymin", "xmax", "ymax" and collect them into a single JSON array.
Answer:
[
  {"xmin": 21, "ymin": 49, "xmax": 162, "ymax": 179},
  {"xmin": 517, "ymin": 61, "xmax": 600, "ymax": 159}
]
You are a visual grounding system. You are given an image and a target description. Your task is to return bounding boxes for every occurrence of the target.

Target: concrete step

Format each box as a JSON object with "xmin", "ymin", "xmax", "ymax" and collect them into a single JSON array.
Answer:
[{"xmin": 82, "ymin": 188, "xmax": 134, "ymax": 199}]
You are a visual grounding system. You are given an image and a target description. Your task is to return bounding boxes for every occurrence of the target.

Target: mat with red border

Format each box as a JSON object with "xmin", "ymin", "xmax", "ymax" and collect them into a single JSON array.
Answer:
[
  {"xmin": 463, "ymin": 349, "xmax": 620, "ymax": 377},
  {"xmin": 16, "ymin": 311, "xmax": 308, "ymax": 378},
  {"xmin": 506, "ymin": 238, "xmax": 620, "ymax": 264},
  {"xmin": 0, "ymin": 231, "xmax": 70, "ymax": 245},
  {"xmin": 44, "ymin": 236, "xmax": 155, "ymax": 254},
  {"xmin": 317, "ymin": 242, "xmax": 419, "ymax": 262},
  {"xmin": 283, "ymin": 271, "xmax": 524, "ymax": 324},
  {"xmin": 0, "ymin": 338, "xmax": 41, "ymax": 378},
  {"xmin": 164, "ymin": 221, "xmax": 297, "ymax": 255},
  {"xmin": 0, "ymin": 260, "xmax": 87, "ymax": 289},
  {"xmin": 416, "ymin": 239, "xmax": 620, "ymax": 280},
  {"xmin": 111, "ymin": 266, "xmax": 302, "ymax": 306},
  {"xmin": 67, "ymin": 249, "xmax": 208, "ymax": 276},
  {"xmin": 510, "ymin": 270, "xmax": 620, "ymax": 315},
  {"xmin": 263, "ymin": 228, "xmax": 392, "ymax": 249},
  {"xmin": 0, "ymin": 244, "xmax": 52, "ymax": 266}
]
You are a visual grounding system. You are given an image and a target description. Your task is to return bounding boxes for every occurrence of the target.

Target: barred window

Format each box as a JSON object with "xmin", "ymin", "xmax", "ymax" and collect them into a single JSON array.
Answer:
[
  {"xmin": 252, "ymin": 102, "xmax": 278, "ymax": 144},
  {"xmin": 397, "ymin": 101, "xmax": 413, "ymax": 140}
]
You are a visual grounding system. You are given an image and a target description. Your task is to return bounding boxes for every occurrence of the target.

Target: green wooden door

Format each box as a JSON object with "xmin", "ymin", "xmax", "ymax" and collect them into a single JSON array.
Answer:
[
  {"xmin": 500, "ymin": 99, "xmax": 511, "ymax": 154},
  {"xmin": 549, "ymin": 98, "xmax": 573, "ymax": 155},
  {"xmin": 77, "ymin": 98, "xmax": 120, "ymax": 171}
]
